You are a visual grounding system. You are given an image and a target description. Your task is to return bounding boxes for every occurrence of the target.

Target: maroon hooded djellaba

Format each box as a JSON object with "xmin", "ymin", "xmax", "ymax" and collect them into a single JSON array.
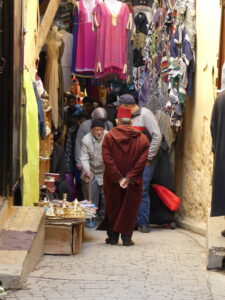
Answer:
[{"xmin": 101, "ymin": 124, "xmax": 150, "ymax": 240}]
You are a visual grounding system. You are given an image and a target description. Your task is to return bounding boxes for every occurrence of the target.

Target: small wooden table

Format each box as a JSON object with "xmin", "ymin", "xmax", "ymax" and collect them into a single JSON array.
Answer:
[{"xmin": 44, "ymin": 217, "xmax": 85, "ymax": 255}]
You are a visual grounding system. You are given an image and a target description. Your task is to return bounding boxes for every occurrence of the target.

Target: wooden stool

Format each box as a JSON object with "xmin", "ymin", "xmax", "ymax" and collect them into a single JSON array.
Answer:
[{"xmin": 44, "ymin": 217, "xmax": 85, "ymax": 255}]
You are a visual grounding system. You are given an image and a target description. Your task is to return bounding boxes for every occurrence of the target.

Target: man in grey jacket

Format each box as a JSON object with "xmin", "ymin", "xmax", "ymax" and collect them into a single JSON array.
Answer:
[
  {"xmin": 80, "ymin": 119, "xmax": 108, "ymax": 226},
  {"xmin": 75, "ymin": 107, "xmax": 113, "ymax": 170},
  {"xmin": 114, "ymin": 94, "xmax": 162, "ymax": 233}
]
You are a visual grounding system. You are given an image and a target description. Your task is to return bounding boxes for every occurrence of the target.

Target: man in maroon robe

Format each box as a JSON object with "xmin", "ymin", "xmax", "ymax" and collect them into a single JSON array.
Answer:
[{"xmin": 102, "ymin": 107, "xmax": 150, "ymax": 246}]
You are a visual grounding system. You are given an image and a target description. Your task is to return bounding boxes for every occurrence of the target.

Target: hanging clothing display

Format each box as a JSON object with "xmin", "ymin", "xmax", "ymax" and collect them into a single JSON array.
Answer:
[
  {"xmin": 74, "ymin": 0, "xmax": 99, "ymax": 74},
  {"xmin": 133, "ymin": 12, "xmax": 149, "ymax": 67},
  {"xmin": 132, "ymin": 0, "xmax": 195, "ymax": 130},
  {"xmin": 23, "ymin": 70, "xmax": 40, "ymax": 206},
  {"xmin": 177, "ymin": 0, "xmax": 196, "ymax": 53},
  {"xmin": 44, "ymin": 28, "xmax": 63, "ymax": 128},
  {"xmin": 133, "ymin": 6, "xmax": 153, "ymax": 24},
  {"xmin": 72, "ymin": 6, "xmax": 79, "ymax": 74},
  {"xmin": 58, "ymin": 40, "xmax": 65, "ymax": 129},
  {"xmin": 133, "ymin": 65, "xmax": 146, "ymax": 91},
  {"xmin": 33, "ymin": 82, "xmax": 46, "ymax": 140},
  {"xmin": 126, "ymin": 27, "xmax": 134, "ymax": 83},
  {"xmin": 54, "ymin": 0, "xmax": 74, "ymax": 33},
  {"xmin": 132, "ymin": 0, "xmax": 154, "ymax": 6},
  {"xmin": 94, "ymin": 1, "xmax": 131, "ymax": 79},
  {"xmin": 61, "ymin": 31, "xmax": 73, "ymax": 91},
  {"xmin": 166, "ymin": 24, "xmax": 194, "ymax": 127},
  {"xmin": 62, "ymin": 1, "xmax": 74, "ymax": 33},
  {"xmin": 41, "ymin": 0, "xmax": 196, "ymax": 132}
]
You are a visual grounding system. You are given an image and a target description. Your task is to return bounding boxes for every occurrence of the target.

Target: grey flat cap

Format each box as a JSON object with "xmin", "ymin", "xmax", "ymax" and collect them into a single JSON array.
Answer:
[{"xmin": 113, "ymin": 94, "xmax": 136, "ymax": 106}]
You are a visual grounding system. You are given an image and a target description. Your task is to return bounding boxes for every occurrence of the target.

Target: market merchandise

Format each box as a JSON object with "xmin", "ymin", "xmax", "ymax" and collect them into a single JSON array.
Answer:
[
  {"xmin": 44, "ymin": 26, "xmax": 64, "ymax": 128},
  {"xmin": 37, "ymin": 0, "xmax": 196, "ymax": 228},
  {"xmin": 74, "ymin": 0, "xmax": 99, "ymax": 73},
  {"xmin": 94, "ymin": 0, "xmax": 131, "ymax": 79}
]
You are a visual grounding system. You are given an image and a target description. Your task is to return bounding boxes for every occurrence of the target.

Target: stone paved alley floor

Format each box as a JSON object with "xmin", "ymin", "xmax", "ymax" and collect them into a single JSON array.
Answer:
[{"xmin": 5, "ymin": 227, "xmax": 225, "ymax": 300}]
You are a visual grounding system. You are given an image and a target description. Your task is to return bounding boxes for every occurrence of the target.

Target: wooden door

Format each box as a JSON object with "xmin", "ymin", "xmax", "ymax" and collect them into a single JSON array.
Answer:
[{"xmin": 0, "ymin": 0, "xmax": 23, "ymax": 197}]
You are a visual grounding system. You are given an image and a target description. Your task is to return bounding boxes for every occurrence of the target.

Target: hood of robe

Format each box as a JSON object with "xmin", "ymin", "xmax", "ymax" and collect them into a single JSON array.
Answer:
[{"xmin": 109, "ymin": 125, "xmax": 141, "ymax": 154}]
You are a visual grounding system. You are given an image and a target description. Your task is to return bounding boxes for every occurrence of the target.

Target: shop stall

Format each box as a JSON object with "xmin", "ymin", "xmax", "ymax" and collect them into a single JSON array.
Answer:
[{"xmin": 34, "ymin": 0, "xmax": 196, "ymax": 243}]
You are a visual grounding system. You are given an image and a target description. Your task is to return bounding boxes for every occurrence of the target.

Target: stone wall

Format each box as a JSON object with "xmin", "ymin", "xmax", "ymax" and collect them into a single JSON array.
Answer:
[{"xmin": 175, "ymin": 0, "xmax": 221, "ymax": 231}]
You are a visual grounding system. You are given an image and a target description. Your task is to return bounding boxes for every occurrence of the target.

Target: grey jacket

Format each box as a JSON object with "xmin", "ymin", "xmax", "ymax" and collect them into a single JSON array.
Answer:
[
  {"xmin": 80, "ymin": 131, "xmax": 108, "ymax": 185},
  {"xmin": 75, "ymin": 119, "xmax": 113, "ymax": 166},
  {"xmin": 132, "ymin": 107, "xmax": 162, "ymax": 161}
]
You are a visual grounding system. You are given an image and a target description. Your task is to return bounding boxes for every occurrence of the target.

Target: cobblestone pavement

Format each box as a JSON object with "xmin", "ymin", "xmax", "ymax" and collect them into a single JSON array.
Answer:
[{"xmin": 5, "ymin": 227, "xmax": 225, "ymax": 300}]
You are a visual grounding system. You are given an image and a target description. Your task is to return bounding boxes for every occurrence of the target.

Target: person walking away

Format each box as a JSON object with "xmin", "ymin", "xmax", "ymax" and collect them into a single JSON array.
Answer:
[
  {"xmin": 101, "ymin": 107, "xmax": 149, "ymax": 246},
  {"xmin": 104, "ymin": 92, "xmax": 118, "ymax": 126},
  {"xmin": 113, "ymin": 94, "xmax": 162, "ymax": 233},
  {"xmin": 210, "ymin": 90, "xmax": 225, "ymax": 237},
  {"xmin": 80, "ymin": 119, "xmax": 107, "ymax": 226}
]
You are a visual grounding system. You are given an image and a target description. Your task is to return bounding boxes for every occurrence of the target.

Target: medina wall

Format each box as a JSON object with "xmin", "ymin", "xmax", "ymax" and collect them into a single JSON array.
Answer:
[{"xmin": 175, "ymin": 0, "xmax": 221, "ymax": 231}]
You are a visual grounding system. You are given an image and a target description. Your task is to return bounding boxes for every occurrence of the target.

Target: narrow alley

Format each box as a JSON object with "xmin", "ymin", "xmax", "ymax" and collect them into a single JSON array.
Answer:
[
  {"xmin": 5, "ymin": 228, "xmax": 225, "ymax": 300},
  {"xmin": 1, "ymin": 1, "xmax": 225, "ymax": 299}
]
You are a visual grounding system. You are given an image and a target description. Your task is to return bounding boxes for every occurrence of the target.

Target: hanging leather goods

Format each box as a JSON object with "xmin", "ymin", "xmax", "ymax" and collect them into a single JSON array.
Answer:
[{"xmin": 151, "ymin": 184, "xmax": 181, "ymax": 211}]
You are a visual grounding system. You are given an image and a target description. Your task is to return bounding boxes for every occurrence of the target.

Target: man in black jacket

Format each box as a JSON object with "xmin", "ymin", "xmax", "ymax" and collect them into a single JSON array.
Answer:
[{"xmin": 210, "ymin": 90, "xmax": 225, "ymax": 237}]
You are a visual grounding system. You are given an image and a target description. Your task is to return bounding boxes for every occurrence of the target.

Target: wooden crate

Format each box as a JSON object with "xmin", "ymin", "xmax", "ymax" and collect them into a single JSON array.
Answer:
[{"xmin": 44, "ymin": 218, "xmax": 84, "ymax": 255}]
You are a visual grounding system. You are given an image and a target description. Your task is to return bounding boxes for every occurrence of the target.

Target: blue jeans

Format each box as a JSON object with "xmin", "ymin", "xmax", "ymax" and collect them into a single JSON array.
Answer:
[{"xmin": 137, "ymin": 163, "xmax": 156, "ymax": 226}]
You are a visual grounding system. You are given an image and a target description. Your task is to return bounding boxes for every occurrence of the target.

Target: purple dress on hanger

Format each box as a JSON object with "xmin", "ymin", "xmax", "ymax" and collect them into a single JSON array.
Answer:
[
  {"xmin": 75, "ymin": 0, "xmax": 98, "ymax": 73},
  {"xmin": 94, "ymin": 2, "xmax": 130, "ymax": 79}
]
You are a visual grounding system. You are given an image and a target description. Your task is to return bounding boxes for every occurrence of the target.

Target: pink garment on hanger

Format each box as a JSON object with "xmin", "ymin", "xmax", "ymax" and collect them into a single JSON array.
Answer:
[
  {"xmin": 94, "ymin": 2, "xmax": 130, "ymax": 79},
  {"xmin": 75, "ymin": 0, "xmax": 98, "ymax": 72}
]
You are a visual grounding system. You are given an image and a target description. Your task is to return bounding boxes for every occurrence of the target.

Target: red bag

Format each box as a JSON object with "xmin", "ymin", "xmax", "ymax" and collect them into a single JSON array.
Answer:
[{"xmin": 151, "ymin": 184, "xmax": 181, "ymax": 211}]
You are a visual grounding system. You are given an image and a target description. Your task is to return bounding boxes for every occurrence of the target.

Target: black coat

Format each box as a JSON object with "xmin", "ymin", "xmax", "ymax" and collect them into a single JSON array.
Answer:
[
  {"xmin": 150, "ymin": 188, "xmax": 175, "ymax": 225},
  {"xmin": 153, "ymin": 136, "xmax": 174, "ymax": 191},
  {"xmin": 150, "ymin": 136, "xmax": 175, "ymax": 224},
  {"xmin": 210, "ymin": 91, "xmax": 225, "ymax": 216}
]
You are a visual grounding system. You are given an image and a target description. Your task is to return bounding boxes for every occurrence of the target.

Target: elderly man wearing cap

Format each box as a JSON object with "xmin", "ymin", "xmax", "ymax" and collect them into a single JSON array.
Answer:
[
  {"xmin": 100, "ymin": 107, "xmax": 150, "ymax": 245},
  {"xmin": 75, "ymin": 107, "xmax": 113, "ymax": 171},
  {"xmin": 113, "ymin": 94, "xmax": 162, "ymax": 233},
  {"xmin": 80, "ymin": 119, "xmax": 108, "ymax": 226}
]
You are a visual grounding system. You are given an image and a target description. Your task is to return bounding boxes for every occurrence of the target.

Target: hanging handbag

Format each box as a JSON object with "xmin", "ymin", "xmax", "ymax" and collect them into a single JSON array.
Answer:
[{"xmin": 151, "ymin": 184, "xmax": 181, "ymax": 211}]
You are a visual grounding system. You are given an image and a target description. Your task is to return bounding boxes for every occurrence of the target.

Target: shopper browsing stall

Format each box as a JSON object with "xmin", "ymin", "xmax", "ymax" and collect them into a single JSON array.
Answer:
[
  {"xmin": 75, "ymin": 107, "xmax": 113, "ymax": 171},
  {"xmin": 80, "ymin": 119, "xmax": 107, "ymax": 225}
]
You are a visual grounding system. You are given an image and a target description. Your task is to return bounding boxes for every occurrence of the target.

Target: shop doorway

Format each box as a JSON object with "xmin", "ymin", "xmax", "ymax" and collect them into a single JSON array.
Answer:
[{"xmin": 0, "ymin": 0, "xmax": 24, "ymax": 202}]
